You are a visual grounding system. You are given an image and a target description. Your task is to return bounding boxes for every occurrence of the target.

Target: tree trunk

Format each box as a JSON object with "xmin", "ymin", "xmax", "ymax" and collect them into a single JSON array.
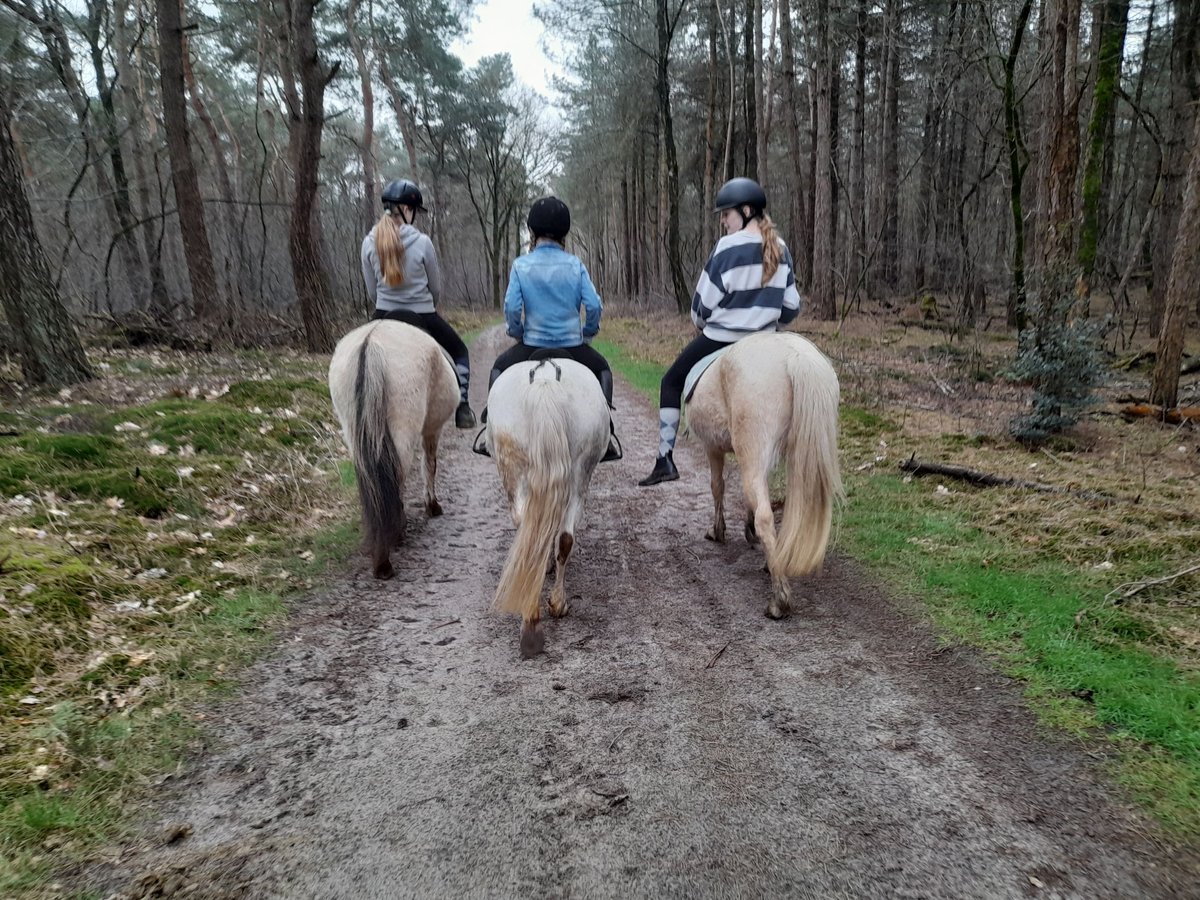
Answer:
[
  {"xmin": 878, "ymin": 0, "xmax": 901, "ymax": 293},
  {"xmin": 1077, "ymin": 0, "xmax": 1130, "ymax": 295},
  {"xmin": 1149, "ymin": 93, "xmax": 1200, "ymax": 407},
  {"xmin": 810, "ymin": 0, "xmax": 836, "ymax": 319},
  {"xmin": 656, "ymin": 0, "xmax": 689, "ymax": 313},
  {"xmin": 0, "ymin": 92, "xmax": 93, "ymax": 387},
  {"xmin": 157, "ymin": 0, "xmax": 225, "ymax": 329},
  {"xmin": 113, "ymin": 0, "xmax": 173, "ymax": 321},
  {"xmin": 348, "ymin": 0, "xmax": 376, "ymax": 233},
  {"xmin": 778, "ymin": 0, "xmax": 809, "ymax": 285},
  {"xmin": 280, "ymin": 0, "xmax": 339, "ymax": 353},
  {"xmin": 1150, "ymin": 0, "xmax": 1200, "ymax": 333},
  {"xmin": 848, "ymin": 0, "xmax": 867, "ymax": 305},
  {"xmin": 1035, "ymin": 0, "xmax": 1083, "ymax": 328},
  {"xmin": 1003, "ymin": 0, "xmax": 1035, "ymax": 328}
]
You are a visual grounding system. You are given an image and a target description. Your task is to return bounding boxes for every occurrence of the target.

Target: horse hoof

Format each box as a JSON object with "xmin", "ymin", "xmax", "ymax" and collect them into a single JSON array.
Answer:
[
  {"xmin": 374, "ymin": 560, "xmax": 395, "ymax": 580},
  {"xmin": 520, "ymin": 624, "xmax": 545, "ymax": 658},
  {"xmin": 765, "ymin": 604, "xmax": 790, "ymax": 620},
  {"xmin": 744, "ymin": 521, "xmax": 760, "ymax": 545},
  {"xmin": 427, "ymin": 499, "xmax": 443, "ymax": 517},
  {"xmin": 549, "ymin": 599, "xmax": 569, "ymax": 619},
  {"xmin": 705, "ymin": 527, "xmax": 726, "ymax": 543}
]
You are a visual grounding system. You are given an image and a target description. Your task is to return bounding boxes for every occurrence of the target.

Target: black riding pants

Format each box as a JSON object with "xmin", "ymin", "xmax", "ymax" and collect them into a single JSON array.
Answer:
[
  {"xmin": 659, "ymin": 334, "xmax": 734, "ymax": 409},
  {"xmin": 490, "ymin": 341, "xmax": 611, "ymax": 388}
]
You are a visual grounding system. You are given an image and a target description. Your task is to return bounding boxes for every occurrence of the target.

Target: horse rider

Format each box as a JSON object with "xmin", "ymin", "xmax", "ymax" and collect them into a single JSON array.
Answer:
[
  {"xmin": 362, "ymin": 178, "xmax": 476, "ymax": 429},
  {"xmin": 639, "ymin": 177, "xmax": 804, "ymax": 486},
  {"xmin": 478, "ymin": 196, "xmax": 622, "ymax": 463}
]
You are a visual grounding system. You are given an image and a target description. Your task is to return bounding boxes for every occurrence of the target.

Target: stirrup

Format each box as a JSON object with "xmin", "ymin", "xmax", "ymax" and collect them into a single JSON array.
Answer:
[
  {"xmin": 601, "ymin": 424, "xmax": 623, "ymax": 463},
  {"xmin": 472, "ymin": 426, "xmax": 491, "ymax": 457}
]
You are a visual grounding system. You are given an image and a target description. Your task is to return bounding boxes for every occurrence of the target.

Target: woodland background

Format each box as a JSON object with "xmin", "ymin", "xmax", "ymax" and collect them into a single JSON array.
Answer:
[{"xmin": 0, "ymin": 0, "xmax": 1198, "ymax": 415}]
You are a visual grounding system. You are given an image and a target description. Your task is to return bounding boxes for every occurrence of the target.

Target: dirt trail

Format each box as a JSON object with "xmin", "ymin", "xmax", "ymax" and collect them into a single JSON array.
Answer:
[{"xmin": 87, "ymin": 329, "xmax": 1196, "ymax": 899}]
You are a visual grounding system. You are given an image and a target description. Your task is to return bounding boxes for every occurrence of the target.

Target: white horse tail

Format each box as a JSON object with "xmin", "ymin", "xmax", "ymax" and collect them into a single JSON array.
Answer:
[
  {"xmin": 493, "ymin": 381, "xmax": 572, "ymax": 621},
  {"xmin": 349, "ymin": 330, "xmax": 407, "ymax": 573},
  {"xmin": 774, "ymin": 342, "xmax": 842, "ymax": 577}
]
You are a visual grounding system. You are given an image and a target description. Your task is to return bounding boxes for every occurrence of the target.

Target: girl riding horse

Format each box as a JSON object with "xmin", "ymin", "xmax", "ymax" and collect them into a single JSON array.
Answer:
[
  {"xmin": 477, "ymin": 196, "xmax": 621, "ymax": 463},
  {"xmin": 639, "ymin": 178, "xmax": 803, "ymax": 486},
  {"xmin": 361, "ymin": 178, "xmax": 476, "ymax": 429}
]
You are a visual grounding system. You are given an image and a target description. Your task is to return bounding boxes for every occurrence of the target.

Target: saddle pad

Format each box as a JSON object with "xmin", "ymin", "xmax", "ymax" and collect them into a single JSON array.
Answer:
[{"xmin": 683, "ymin": 346, "xmax": 733, "ymax": 405}]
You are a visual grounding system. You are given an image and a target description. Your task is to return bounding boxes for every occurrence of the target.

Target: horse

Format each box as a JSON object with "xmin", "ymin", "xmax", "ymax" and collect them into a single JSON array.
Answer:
[
  {"xmin": 685, "ymin": 331, "xmax": 842, "ymax": 619},
  {"xmin": 328, "ymin": 320, "xmax": 459, "ymax": 580},
  {"xmin": 485, "ymin": 357, "xmax": 610, "ymax": 658}
]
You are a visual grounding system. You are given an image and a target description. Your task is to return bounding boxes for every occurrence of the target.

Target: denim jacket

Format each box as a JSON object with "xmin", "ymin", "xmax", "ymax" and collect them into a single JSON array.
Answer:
[{"xmin": 503, "ymin": 244, "xmax": 602, "ymax": 348}]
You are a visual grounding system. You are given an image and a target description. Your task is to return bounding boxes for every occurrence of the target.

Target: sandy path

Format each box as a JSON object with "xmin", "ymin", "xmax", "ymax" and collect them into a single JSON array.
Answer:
[{"xmin": 87, "ymin": 329, "xmax": 1197, "ymax": 899}]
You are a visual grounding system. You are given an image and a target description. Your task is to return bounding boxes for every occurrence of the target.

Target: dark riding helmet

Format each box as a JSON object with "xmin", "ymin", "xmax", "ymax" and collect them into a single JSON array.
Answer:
[
  {"xmin": 713, "ymin": 177, "xmax": 767, "ymax": 215},
  {"xmin": 527, "ymin": 196, "xmax": 571, "ymax": 242},
  {"xmin": 381, "ymin": 179, "xmax": 426, "ymax": 212}
]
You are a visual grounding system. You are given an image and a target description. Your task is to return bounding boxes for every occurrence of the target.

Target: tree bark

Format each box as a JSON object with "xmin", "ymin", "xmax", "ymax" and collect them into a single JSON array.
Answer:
[
  {"xmin": 280, "ymin": 0, "xmax": 339, "ymax": 353},
  {"xmin": 1150, "ymin": 0, "xmax": 1200, "ymax": 332},
  {"xmin": 1149, "ymin": 107, "xmax": 1200, "ymax": 407},
  {"xmin": 157, "ymin": 0, "xmax": 225, "ymax": 328},
  {"xmin": 1077, "ymin": 0, "xmax": 1130, "ymax": 295},
  {"xmin": 0, "ymin": 93, "xmax": 93, "ymax": 387},
  {"xmin": 655, "ymin": 0, "xmax": 689, "ymax": 313},
  {"xmin": 348, "ymin": 0, "xmax": 376, "ymax": 233},
  {"xmin": 1002, "ymin": 0, "xmax": 1035, "ymax": 328},
  {"xmin": 810, "ymin": 0, "xmax": 836, "ymax": 319}
]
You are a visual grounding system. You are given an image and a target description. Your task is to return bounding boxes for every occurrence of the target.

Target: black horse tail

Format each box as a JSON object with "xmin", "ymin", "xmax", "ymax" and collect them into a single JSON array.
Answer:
[{"xmin": 351, "ymin": 330, "xmax": 406, "ymax": 579}]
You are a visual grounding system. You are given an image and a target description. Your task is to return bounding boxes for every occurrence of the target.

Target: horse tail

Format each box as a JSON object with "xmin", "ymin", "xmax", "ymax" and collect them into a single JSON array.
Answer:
[
  {"xmin": 494, "ymin": 381, "xmax": 572, "ymax": 621},
  {"xmin": 774, "ymin": 343, "xmax": 842, "ymax": 577},
  {"xmin": 350, "ymin": 330, "xmax": 406, "ymax": 569}
]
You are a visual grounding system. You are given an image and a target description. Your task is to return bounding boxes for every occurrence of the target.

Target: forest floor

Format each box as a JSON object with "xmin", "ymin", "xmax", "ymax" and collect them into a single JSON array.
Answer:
[{"xmin": 40, "ymin": 317, "xmax": 1198, "ymax": 899}]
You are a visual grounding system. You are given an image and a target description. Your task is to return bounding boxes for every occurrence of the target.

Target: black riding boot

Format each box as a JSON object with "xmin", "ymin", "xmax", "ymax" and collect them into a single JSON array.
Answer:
[
  {"xmin": 598, "ymin": 370, "xmax": 622, "ymax": 463},
  {"xmin": 638, "ymin": 451, "xmax": 678, "ymax": 486}
]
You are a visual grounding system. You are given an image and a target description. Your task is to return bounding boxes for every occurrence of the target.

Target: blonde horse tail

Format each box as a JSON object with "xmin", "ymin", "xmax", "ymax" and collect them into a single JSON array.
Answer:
[
  {"xmin": 494, "ymin": 382, "xmax": 572, "ymax": 622},
  {"xmin": 774, "ymin": 345, "xmax": 842, "ymax": 577},
  {"xmin": 350, "ymin": 331, "xmax": 406, "ymax": 577}
]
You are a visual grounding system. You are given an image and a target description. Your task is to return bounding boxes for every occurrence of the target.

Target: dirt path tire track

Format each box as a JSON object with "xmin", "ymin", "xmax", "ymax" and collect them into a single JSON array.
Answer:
[{"xmin": 87, "ymin": 328, "xmax": 1197, "ymax": 899}]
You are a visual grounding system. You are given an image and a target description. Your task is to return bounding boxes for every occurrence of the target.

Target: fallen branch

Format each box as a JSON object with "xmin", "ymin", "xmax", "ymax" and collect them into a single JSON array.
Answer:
[
  {"xmin": 898, "ymin": 454, "xmax": 1119, "ymax": 504},
  {"xmin": 1119, "ymin": 403, "xmax": 1200, "ymax": 425},
  {"xmin": 705, "ymin": 641, "xmax": 731, "ymax": 669},
  {"xmin": 1105, "ymin": 561, "xmax": 1200, "ymax": 604}
]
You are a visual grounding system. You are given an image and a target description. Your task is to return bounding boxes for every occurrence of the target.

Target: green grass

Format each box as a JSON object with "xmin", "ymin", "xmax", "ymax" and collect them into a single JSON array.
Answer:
[
  {"xmin": 0, "ymin": 362, "xmax": 359, "ymax": 894},
  {"xmin": 602, "ymin": 336, "xmax": 1200, "ymax": 835},
  {"xmin": 590, "ymin": 338, "xmax": 664, "ymax": 400}
]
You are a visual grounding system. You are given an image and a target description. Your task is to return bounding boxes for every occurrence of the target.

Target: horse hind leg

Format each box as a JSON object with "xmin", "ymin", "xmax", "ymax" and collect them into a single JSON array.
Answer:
[
  {"xmin": 704, "ymin": 448, "xmax": 727, "ymax": 543},
  {"xmin": 422, "ymin": 431, "xmax": 443, "ymax": 517},
  {"xmin": 548, "ymin": 532, "xmax": 574, "ymax": 618},
  {"xmin": 743, "ymin": 465, "xmax": 791, "ymax": 619}
]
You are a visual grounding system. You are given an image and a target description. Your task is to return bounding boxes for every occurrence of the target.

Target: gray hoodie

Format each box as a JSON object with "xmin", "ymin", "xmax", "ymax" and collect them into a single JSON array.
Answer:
[{"xmin": 361, "ymin": 222, "xmax": 441, "ymax": 314}]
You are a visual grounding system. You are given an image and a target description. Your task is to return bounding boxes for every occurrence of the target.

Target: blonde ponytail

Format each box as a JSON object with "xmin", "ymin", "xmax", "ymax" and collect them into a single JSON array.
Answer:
[
  {"xmin": 375, "ymin": 212, "xmax": 407, "ymax": 287},
  {"xmin": 759, "ymin": 214, "xmax": 782, "ymax": 285}
]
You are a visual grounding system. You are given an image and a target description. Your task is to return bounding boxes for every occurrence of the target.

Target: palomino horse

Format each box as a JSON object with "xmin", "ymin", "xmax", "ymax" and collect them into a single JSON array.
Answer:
[
  {"xmin": 686, "ymin": 331, "xmax": 842, "ymax": 618},
  {"xmin": 328, "ymin": 321, "xmax": 459, "ymax": 579},
  {"xmin": 486, "ymin": 357, "xmax": 610, "ymax": 658}
]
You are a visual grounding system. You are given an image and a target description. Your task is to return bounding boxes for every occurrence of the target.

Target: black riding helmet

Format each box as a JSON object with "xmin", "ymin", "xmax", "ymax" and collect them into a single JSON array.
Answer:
[
  {"xmin": 714, "ymin": 177, "xmax": 766, "ymax": 229},
  {"xmin": 381, "ymin": 179, "xmax": 426, "ymax": 213},
  {"xmin": 527, "ymin": 196, "xmax": 571, "ymax": 242}
]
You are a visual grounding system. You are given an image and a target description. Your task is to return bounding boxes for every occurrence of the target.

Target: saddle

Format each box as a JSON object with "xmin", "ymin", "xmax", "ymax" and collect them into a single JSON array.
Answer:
[{"xmin": 683, "ymin": 346, "xmax": 733, "ymax": 405}]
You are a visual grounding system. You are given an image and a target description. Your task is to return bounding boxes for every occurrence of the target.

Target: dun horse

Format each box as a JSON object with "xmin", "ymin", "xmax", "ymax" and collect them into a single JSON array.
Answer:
[
  {"xmin": 486, "ymin": 358, "xmax": 610, "ymax": 658},
  {"xmin": 328, "ymin": 321, "xmax": 459, "ymax": 579},
  {"xmin": 686, "ymin": 331, "xmax": 842, "ymax": 618}
]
